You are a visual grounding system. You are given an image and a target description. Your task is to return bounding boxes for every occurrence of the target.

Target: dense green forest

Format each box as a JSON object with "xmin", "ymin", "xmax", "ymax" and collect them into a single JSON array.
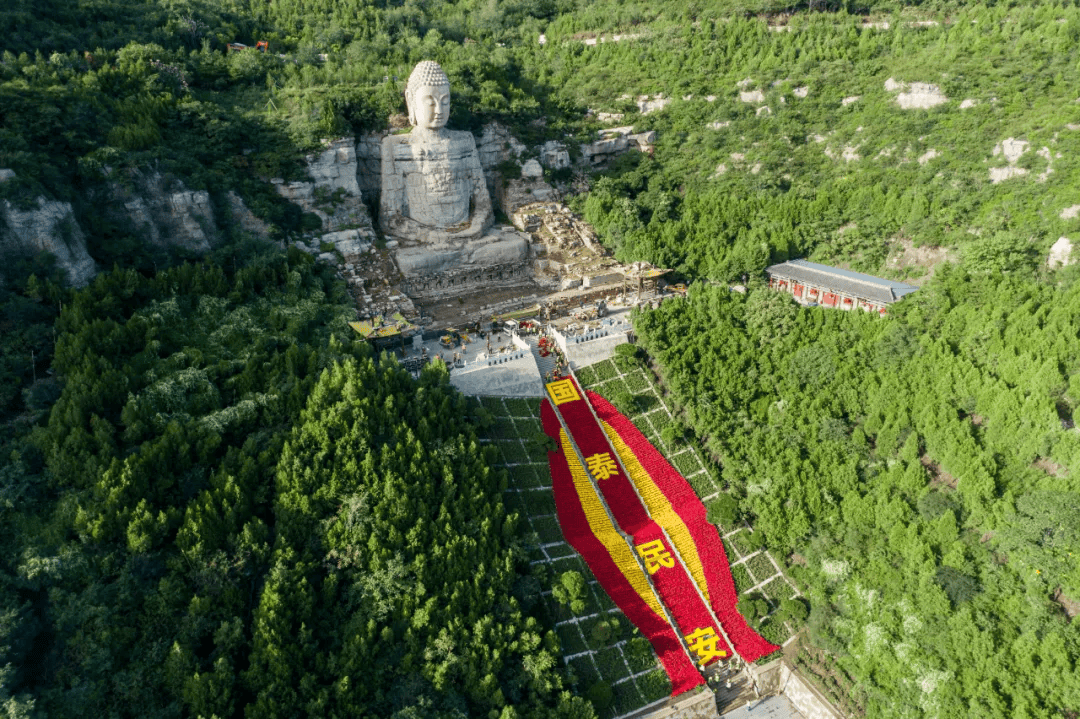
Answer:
[
  {"xmin": 634, "ymin": 271, "xmax": 1080, "ymax": 716},
  {"xmin": 0, "ymin": 248, "xmax": 590, "ymax": 717},
  {"xmin": 4, "ymin": 0, "xmax": 1080, "ymax": 716}
]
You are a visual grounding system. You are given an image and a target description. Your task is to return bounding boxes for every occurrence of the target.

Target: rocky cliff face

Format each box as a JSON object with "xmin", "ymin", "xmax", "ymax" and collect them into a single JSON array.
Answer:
[
  {"xmin": 0, "ymin": 166, "xmax": 278, "ymax": 287},
  {"xmin": 225, "ymin": 191, "xmax": 272, "ymax": 238},
  {"xmin": 110, "ymin": 171, "xmax": 220, "ymax": 253},
  {"xmin": 272, "ymin": 138, "xmax": 373, "ymax": 234},
  {"xmin": 581, "ymin": 127, "xmax": 655, "ymax": 165},
  {"xmin": 0, "ymin": 196, "xmax": 97, "ymax": 286},
  {"xmin": 477, "ymin": 123, "xmax": 529, "ymax": 210},
  {"xmin": 356, "ymin": 133, "xmax": 386, "ymax": 211},
  {"xmin": 477, "ymin": 122, "xmax": 527, "ymax": 172}
]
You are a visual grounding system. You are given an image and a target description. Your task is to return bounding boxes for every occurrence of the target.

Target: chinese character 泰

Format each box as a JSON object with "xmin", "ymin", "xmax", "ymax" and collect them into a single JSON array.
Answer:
[{"xmin": 585, "ymin": 452, "xmax": 619, "ymax": 480}]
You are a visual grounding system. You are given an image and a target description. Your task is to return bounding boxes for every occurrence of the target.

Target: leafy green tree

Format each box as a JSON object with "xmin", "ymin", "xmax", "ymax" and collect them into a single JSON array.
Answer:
[{"xmin": 552, "ymin": 570, "xmax": 588, "ymax": 614}]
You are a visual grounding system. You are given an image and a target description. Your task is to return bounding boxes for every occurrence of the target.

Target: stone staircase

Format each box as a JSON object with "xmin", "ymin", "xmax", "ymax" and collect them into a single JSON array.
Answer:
[{"xmin": 528, "ymin": 335, "xmax": 560, "ymax": 380}]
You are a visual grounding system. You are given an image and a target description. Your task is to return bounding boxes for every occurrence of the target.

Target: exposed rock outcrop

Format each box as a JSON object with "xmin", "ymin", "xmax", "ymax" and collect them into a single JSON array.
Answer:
[
  {"xmin": 477, "ymin": 123, "xmax": 527, "ymax": 173},
  {"xmin": 580, "ymin": 127, "xmax": 655, "ymax": 165},
  {"xmin": 356, "ymin": 132, "xmax": 388, "ymax": 210},
  {"xmin": 1048, "ymin": 237, "xmax": 1074, "ymax": 268},
  {"xmin": 110, "ymin": 171, "xmax": 219, "ymax": 254},
  {"xmin": 1, "ymin": 197, "xmax": 96, "ymax": 286},
  {"xmin": 476, "ymin": 122, "xmax": 528, "ymax": 214},
  {"xmin": 540, "ymin": 141, "xmax": 571, "ymax": 170},
  {"xmin": 226, "ymin": 191, "xmax": 272, "ymax": 239},
  {"xmin": 521, "ymin": 159, "xmax": 544, "ymax": 179},
  {"xmin": 497, "ymin": 179, "xmax": 557, "ymax": 217},
  {"xmin": 885, "ymin": 78, "xmax": 949, "ymax": 109},
  {"xmin": 989, "ymin": 137, "xmax": 1031, "ymax": 184},
  {"xmin": 272, "ymin": 137, "xmax": 371, "ymax": 233},
  {"xmin": 635, "ymin": 95, "xmax": 671, "ymax": 114}
]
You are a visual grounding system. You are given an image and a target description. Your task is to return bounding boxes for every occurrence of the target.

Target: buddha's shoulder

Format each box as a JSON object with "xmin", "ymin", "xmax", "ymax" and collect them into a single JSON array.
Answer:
[{"xmin": 442, "ymin": 129, "xmax": 477, "ymax": 145}]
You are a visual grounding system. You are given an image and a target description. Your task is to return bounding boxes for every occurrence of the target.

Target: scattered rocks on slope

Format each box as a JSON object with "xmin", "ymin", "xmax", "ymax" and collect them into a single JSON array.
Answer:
[
  {"xmin": 842, "ymin": 96, "xmax": 860, "ymax": 106},
  {"xmin": 989, "ymin": 137, "xmax": 1032, "ymax": 184},
  {"xmin": 885, "ymin": 78, "xmax": 948, "ymax": 109},
  {"xmin": 1060, "ymin": 205, "xmax": 1080, "ymax": 220},
  {"xmin": 1037, "ymin": 147, "xmax": 1057, "ymax": 182},
  {"xmin": 918, "ymin": 149, "xmax": 940, "ymax": 165},
  {"xmin": 989, "ymin": 166, "xmax": 1029, "ymax": 183},
  {"xmin": 994, "ymin": 138, "xmax": 1030, "ymax": 163},
  {"xmin": 1048, "ymin": 237, "xmax": 1074, "ymax": 268},
  {"xmin": 636, "ymin": 95, "xmax": 671, "ymax": 114}
]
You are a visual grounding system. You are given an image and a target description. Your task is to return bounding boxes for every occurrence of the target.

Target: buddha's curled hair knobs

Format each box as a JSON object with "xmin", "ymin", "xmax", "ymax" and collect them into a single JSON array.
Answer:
[{"xmin": 407, "ymin": 61, "xmax": 450, "ymax": 97}]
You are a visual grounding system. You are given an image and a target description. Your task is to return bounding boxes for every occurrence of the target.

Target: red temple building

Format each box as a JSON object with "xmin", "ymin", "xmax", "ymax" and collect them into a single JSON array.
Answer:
[{"xmin": 765, "ymin": 259, "xmax": 918, "ymax": 315}]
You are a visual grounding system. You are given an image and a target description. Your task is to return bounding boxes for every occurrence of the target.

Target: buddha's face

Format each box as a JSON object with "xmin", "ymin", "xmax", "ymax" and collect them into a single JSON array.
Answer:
[{"xmin": 411, "ymin": 84, "xmax": 450, "ymax": 130}]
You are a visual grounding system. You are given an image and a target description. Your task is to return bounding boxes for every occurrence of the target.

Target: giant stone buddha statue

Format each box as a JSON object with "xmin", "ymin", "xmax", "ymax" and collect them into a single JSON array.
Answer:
[{"xmin": 381, "ymin": 61, "xmax": 527, "ymax": 276}]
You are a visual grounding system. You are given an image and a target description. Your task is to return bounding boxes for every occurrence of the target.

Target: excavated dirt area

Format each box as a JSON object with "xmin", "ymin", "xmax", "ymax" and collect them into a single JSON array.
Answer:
[
  {"xmin": 883, "ymin": 237, "xmax": 956, "ymax": 284},
  {"xmin": 418, "ymin": 285, "xmax": 543, "ymax": 326}
]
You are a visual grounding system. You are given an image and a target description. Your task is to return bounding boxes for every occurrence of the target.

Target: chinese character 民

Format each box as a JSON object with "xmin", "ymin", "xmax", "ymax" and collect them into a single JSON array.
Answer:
[
  {"xmin": 684, "ymin": 627, "xmax": 727, "ymax": 664},
  {"xmin": 635, "ymin": 539, "xmax": 675, "ymax": 574},
  {"xmin": 585, "ymin": 452, "xmax": 619, "ymax": 480},
  {"xmin": 546, "ymin": 379, "xmax": 581, "ymax": 406}
]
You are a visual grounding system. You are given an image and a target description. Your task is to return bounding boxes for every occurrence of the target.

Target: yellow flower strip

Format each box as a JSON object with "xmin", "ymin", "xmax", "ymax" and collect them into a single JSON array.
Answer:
[
  {"xmin": 602, "ymin": 421, "xmax": 712, "ymax": 605},
  {"xmin": 560, "ymin": 429, "xmax": 668, "ymax": 622}
]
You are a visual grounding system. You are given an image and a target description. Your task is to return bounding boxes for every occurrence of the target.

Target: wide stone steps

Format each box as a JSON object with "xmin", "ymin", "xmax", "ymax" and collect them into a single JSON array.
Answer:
[{"xmin": 528, "ymin": 335, "xmax": 560, "ymax": 380}]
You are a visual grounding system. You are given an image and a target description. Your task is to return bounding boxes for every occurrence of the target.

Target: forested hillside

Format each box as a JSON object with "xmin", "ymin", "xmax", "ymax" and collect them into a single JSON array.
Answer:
[
  {"xmin": 564, "ymin": 6, "xmax": 1080, "ymax": 282},
  {"xmin": 634, "ymin": 272, "xmax": 1080, "ymax": 716},
  {"xmin": 0, "ymin": 249, "xmax": 591, "ymax": 718}
]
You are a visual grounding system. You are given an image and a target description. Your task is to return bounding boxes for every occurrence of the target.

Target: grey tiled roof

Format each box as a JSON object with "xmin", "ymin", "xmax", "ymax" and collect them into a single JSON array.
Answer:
[
  {"xmin": 766, "ymin": 259, "xmax": 919, "ymax": 304},
  {"xmin": 722, "ymin": 694, "xmax": 806, "ymax": 718}
]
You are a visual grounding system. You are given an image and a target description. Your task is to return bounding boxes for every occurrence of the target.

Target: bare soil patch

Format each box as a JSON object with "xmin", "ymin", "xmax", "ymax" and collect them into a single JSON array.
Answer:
[
  {"xmin": 1054, "ymin": 587, "xmax": 1080, "ymax": 621},
  {"xmin": 1033, "ymin": 457, "xmax": 1068, "ymax": 478},
  {"xmin": 884, "ymin": 237, "xmax": 956, "ymax": 284},
  {"xmin": 921, "ymin": 454, "xmax": 958, "ymax": 489}
]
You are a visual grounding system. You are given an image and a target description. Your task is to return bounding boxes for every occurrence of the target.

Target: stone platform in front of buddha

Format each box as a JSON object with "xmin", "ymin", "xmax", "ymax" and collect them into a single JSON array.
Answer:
[{"xmin": 391, "ymin": 226, "xmax": 530, "ymax": 277}]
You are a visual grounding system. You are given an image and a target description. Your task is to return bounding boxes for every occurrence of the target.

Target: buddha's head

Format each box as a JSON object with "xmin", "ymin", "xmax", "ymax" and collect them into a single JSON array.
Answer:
[{"xmin": 406, "ymin": 61, "xmax": 451, "ymax": 131}]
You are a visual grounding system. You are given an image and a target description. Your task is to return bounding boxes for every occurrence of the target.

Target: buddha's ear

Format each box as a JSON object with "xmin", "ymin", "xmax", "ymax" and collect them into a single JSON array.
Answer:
[{"xmin": 405, "ymin": 91, "xmax": 416, "ymax": 126}]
